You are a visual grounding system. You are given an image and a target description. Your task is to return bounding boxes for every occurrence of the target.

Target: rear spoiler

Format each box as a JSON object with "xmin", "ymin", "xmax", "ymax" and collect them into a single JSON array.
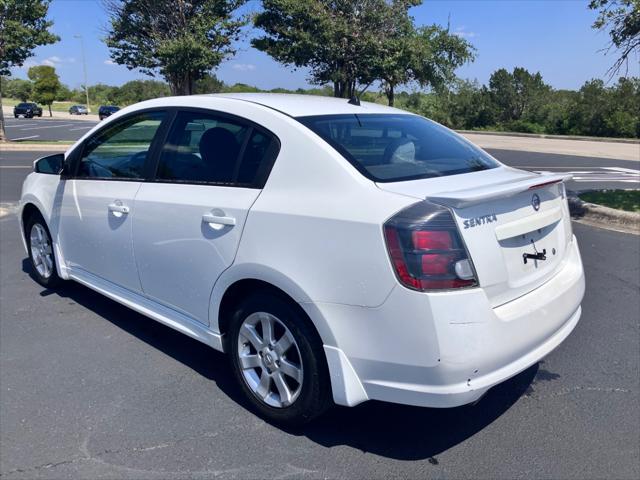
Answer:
[{"xmin": 427, "ymin": 173, "xmax": 572, "ymax": 208}]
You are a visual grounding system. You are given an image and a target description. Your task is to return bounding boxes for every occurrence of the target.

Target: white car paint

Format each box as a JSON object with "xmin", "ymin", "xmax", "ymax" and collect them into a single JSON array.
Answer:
[{"xmin": 19, "ymin": 93, "xmax": 585, "ymax": 409}]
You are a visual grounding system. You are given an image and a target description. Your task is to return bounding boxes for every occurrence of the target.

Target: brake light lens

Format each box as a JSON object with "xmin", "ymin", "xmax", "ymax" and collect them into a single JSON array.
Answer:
[{"xmin": 384, "ymin": 201, "xmax": 478, "ymax": 291}]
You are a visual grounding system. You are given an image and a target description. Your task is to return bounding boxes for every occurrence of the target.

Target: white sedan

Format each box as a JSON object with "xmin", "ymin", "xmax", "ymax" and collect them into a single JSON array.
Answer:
[{"xmin": 19, "ymin": 93, "xmax": 585, "ymax": 425}]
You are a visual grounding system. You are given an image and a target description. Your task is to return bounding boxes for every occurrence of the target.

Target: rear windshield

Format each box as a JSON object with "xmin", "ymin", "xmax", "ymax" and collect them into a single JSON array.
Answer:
[
  {"xmin": 17, "ymin": 103, "xmax": 33, "ymax": 107},
  {"xmin": 296, "ymin": 114, "xmax": 500, "ymax": 182}
]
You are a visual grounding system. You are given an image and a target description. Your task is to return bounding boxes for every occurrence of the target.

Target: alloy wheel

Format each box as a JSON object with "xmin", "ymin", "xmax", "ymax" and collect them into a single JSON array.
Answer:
[
  {"xmin": 30, "ymin": 223, "xmax": 54, "ymax": 279},
  {"xmin": 236, "ymin": 312, "xmax": 304, "ymax": 408}
]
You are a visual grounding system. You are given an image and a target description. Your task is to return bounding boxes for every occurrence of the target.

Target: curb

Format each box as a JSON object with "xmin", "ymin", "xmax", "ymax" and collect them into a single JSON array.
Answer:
[
  {"xmin": 567, "ymin": 193, "xmax": 640, "ymax": 235},
  {"xmin": 457, "ymin": 130, "xmax": 640, "ymax": 144},
  {"xmin": 0, "ymin": 142, "xmax": 71, "ymax": 152}
]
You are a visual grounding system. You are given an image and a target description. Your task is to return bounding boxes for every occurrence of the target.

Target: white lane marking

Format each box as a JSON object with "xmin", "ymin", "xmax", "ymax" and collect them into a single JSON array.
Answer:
[
  {"xmin": 5, "ymin": 123, "xmax": 40, "ymax": 127},
  {"xmin": 602, "ymin": 167, "xmax": 640, "ymax": 174},
  {"xmin": 18, "ymin": 123, "xmax": 74, "ymax": 131},
  {"xmin": 8, "ymin": 135, "xmax": 40, "ymax": 141},
  {"xmin": 69, "ymin": 126, "xmax": 94, "ymax": 131},
  {"xmin": 519, "ymin": 165, "xmax": 640, "ymax": 184}
]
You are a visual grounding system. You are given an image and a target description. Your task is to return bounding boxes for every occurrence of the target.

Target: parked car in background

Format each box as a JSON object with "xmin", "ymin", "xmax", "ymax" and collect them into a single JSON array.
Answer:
[
  {"xmin": 69, "ymin": 105, "xmax": 89, "ymax": 115},
  {"xmin": 13, "ymin": 103, "xmax": 43, "ymax": 118},
  {"xmin": 98, "ymin": 105, "xmax": 120, "ymax": 120},
  {"xmin": 18, "ymin": 94, "xmax": 585, "ymax": 426}
]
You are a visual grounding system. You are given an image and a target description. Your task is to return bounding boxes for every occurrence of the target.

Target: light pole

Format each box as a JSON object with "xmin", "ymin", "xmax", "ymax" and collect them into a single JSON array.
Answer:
[{"xmin": 74, "ymin": 35, "xmax": 90, "ymax": 111}]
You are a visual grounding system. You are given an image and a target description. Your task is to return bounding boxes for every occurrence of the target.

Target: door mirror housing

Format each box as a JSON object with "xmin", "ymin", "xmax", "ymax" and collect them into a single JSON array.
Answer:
[{"xmin": 34, "ymin": 153, "xmax": 65, "ymax": 175}]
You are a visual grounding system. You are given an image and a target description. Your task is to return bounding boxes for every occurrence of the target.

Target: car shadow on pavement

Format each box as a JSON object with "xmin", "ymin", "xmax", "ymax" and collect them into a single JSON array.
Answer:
[{"xmin": 24, "ymin": 260, "xmax": 539, "ymax": 462}]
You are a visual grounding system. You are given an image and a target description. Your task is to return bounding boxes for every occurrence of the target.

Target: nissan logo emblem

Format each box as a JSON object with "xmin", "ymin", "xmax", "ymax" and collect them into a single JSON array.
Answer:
[{"xmin": 532, "ymin": 193, "xmax": 541, "ymax": 211}]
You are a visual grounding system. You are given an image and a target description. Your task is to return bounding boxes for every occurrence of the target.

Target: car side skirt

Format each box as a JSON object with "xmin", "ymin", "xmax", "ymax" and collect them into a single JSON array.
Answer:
[{"xmin": 68, "ymin": 268, "xmax": 224, "ymax": 351}]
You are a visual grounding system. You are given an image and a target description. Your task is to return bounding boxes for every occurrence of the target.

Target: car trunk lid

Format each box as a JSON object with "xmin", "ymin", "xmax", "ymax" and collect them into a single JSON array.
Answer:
[{"xmin": 377, "ymin": 167, "xmax": 574, "ymax": 306}]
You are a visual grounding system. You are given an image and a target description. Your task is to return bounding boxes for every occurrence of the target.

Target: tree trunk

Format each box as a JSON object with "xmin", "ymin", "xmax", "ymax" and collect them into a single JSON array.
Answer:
[
  {"xmin": 386, "ymin": 83, "xmax": 395, "ymax": 107},
  {"xmin": 169, "ymin": 72, "xmax": 195, "ymax": 96},
  {"xmin": 48, "ymin": 104, "xmax": 52, "ymax": 117},
  {"xmin": 0, "ymin": 77, "xmax": 6, "ymax": 142},
  {"xmin": 333, "ymin": 81, "xmax": 347, "ymax": 98}
]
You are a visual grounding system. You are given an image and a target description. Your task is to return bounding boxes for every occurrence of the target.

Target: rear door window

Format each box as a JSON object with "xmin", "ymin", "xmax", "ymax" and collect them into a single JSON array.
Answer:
[
  {"xmin": 297, "ymin": 114, "xmax": 499, "ymax": 182},
  {"xmin": 155, "ymin": 111, "xmax": 279, "ymax": 187}
]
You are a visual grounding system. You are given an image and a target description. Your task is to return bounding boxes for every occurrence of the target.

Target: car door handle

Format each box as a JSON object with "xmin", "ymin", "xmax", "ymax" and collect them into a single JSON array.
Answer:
[
  {"xmin": 108, "ymin": 203, "xmax": 130, "ymax": 215},
  {"xmin": 202, "ymin": 212, "xmax": 236, "ymax": 227}
]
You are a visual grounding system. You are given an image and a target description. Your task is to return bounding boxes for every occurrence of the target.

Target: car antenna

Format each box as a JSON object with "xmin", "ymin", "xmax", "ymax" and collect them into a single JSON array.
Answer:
[{"xmin": 348, "ymin": 96, "xmax": 360, "ymax": 106}]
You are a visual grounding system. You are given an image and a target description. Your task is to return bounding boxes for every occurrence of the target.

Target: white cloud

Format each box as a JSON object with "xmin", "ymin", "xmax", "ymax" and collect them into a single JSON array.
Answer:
[
  {"xmin": 41, "ymin": 59, "xmax": 56, "ymax": 67},
  {"xmin": 104, "ymin": 59, "xmax": 116, "ymax": 65},
  {"xmin": 48, "ymin": 55, "xmax": 62, "ymax": 63},
  {"xmin": 453, "ymin": 26, "xmax": 477, "ymax": 39},
  {"xmin": 232, "ymin": 63, "xmax": 257, "ymax": 72}
]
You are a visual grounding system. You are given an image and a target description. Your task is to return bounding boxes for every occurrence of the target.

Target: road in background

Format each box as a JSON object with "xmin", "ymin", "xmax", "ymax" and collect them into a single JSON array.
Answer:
[
  {"xmin": 487, "ymin": 149, "xmax": 640, "ymax": 191},
  {"xmin": 4, "ymin": 117, "xmax": 99, "ymax": 142}
]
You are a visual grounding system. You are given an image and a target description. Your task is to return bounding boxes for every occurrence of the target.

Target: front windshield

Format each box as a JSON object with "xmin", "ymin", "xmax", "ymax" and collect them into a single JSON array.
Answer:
[{"xmin": 296, "ymin": 114, "xmax": 500, "ymax": 182}]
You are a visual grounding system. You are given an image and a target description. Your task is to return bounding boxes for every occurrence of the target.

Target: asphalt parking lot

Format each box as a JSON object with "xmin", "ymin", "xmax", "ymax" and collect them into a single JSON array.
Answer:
[
  {"xmin": 1, "ymin": 214, "xmax": 638, "ymax": 479},
  {"xmin": 0, "ymin": 147, "xmax": 638, "ymax": 479},
  {"xmin": 3, "ymin": 117, "xmax": 99, "ymax": 142}
]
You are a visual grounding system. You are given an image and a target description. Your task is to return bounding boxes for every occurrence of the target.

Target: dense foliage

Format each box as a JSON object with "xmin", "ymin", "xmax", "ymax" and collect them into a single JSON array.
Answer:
[
  {"xmin": 0, "ymin": 0, "xmax": 58, "ymax": 139},
  {"xmin": 253, "ymin": 0, "xmax": 474, "ymax": 105},
  {"xmin": 27, "ymin": 65, "xmax": 60, "ymax": 116},
  {"xmin": 398, "ymin": 69, "xmax": 640, "ymax": 138},
  {"xmin": 5, "ymin": 67, "xmax": 638, "ymax": 138},
  {"xmin": 104, "ymin": 0, "xmax": 246, "ymax": 95}
]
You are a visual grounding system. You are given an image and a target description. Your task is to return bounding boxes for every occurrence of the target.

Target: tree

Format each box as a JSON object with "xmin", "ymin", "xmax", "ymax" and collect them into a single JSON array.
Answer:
[
  {"xmin": 194, "ymin": 74, "xmax": 225, "ymax": 94},
  {"xmin": 55, "ymin": 83, "xmax": 73, "ymax": 101},
  {"xmin": 112, "ymin": 79, "xmax": 171, "ymax": 105},
  {"xmin": 254, "ymin": 0, "xmax": 419, "ymax": 99},
  {"xmin": 5, "ymin": 78, "xmax": 33, "ymax": 101},
  {"xmin": 0, "ymin": 0, "xmax": 58, "ymax": 140},
  {"xmin": 488, "ymin": 67, "xmax": 550, "ymax": 123},
  {"xmin": 380, "ymin": 24, "xmax": 474, "ymax": 106},
  {"xmin": 27, "ymin": 65, "xmax": 60, "ymax": 116},
  {"xmin": 104, "ymin": 0, "xmax": 246, "ymax": 96},
  {"xmin": 589, "ymin": 0, "xmax": 640, "ymax": 77}
]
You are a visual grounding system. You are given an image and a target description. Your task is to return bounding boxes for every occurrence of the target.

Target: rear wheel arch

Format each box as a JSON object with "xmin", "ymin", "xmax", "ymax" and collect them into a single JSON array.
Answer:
[{"xmin": 218, "ymin": 279, "xmax": 327, "ymax": 354}]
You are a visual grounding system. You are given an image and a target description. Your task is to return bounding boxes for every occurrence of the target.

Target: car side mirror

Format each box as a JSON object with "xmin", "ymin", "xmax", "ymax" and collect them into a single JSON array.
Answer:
[{"xmin": 34, "ymin": 153, "xmax": 65, "ymax": 175}]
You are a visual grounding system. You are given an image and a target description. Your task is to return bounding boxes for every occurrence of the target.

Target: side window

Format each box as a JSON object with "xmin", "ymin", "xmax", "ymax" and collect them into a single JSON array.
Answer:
[
  {"xmin": 237, "ymin": 129, "xmax": 278, "ymax": 185},
  {"xmin": 77, "ymin": 111, "xmax": 165, "ymax": 179},
  {"xmin": 156, "ymin": 112, "xmax": 250, "ymax": 184}
]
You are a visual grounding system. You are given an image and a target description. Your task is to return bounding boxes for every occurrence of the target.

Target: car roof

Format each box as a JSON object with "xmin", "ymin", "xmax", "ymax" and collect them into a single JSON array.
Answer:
[{"xmin": 193, "ymin": 93, "xmax": 408, "ymax": 117}]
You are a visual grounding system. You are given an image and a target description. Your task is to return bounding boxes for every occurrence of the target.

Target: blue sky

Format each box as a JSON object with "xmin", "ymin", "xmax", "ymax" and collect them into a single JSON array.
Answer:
[{"xmin": 10, "ymin": 0, "xmax": 639, "ymax": 91}]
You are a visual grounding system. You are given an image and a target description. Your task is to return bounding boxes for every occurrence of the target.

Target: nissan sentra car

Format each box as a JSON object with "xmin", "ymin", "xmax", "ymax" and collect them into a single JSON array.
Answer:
[{"xmin": 19, "ymin": 94, "xmax": 585, "ymax": 425}]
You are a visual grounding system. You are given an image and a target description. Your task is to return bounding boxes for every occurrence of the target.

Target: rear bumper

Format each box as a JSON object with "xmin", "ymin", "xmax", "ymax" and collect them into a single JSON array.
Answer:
[{"xmin": 314, "ymin": 235, "xmax": 585, "ymax": 408}]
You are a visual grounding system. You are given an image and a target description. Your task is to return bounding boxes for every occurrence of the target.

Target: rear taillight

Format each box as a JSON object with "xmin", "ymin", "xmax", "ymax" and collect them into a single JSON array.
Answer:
[{"xmin": 383, "ymin": 201, "xmax": 478, "ymax": 291}]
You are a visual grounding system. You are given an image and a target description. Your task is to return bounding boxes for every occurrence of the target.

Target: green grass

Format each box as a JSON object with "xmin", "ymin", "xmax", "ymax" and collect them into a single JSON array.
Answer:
[{"xmin": 580, "ymin": 190, "xmax": 640, "ymax": 212}]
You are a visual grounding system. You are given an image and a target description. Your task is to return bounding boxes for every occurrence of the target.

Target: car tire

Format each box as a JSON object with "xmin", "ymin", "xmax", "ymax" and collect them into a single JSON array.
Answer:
[
  {"xmin": 228, "ymin": 291, "xmax": 332, "ymax": 426},
  {"xmin": 25, "ymin": 212, "xmax": 62, "ymax": 289},
  {"xmin": 14, "ymin": 115, "xmax": 18, "ymax": 118}
]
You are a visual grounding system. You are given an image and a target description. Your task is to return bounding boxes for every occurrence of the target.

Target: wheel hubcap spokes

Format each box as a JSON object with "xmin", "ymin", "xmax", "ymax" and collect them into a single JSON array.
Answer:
[
  {"xmin": 237, "ymin": 312, "xmax": 303, "ymax": 408},
  {"xmin": 29, "ymin": 224, "xmax": 53, "ymax": 279}
]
